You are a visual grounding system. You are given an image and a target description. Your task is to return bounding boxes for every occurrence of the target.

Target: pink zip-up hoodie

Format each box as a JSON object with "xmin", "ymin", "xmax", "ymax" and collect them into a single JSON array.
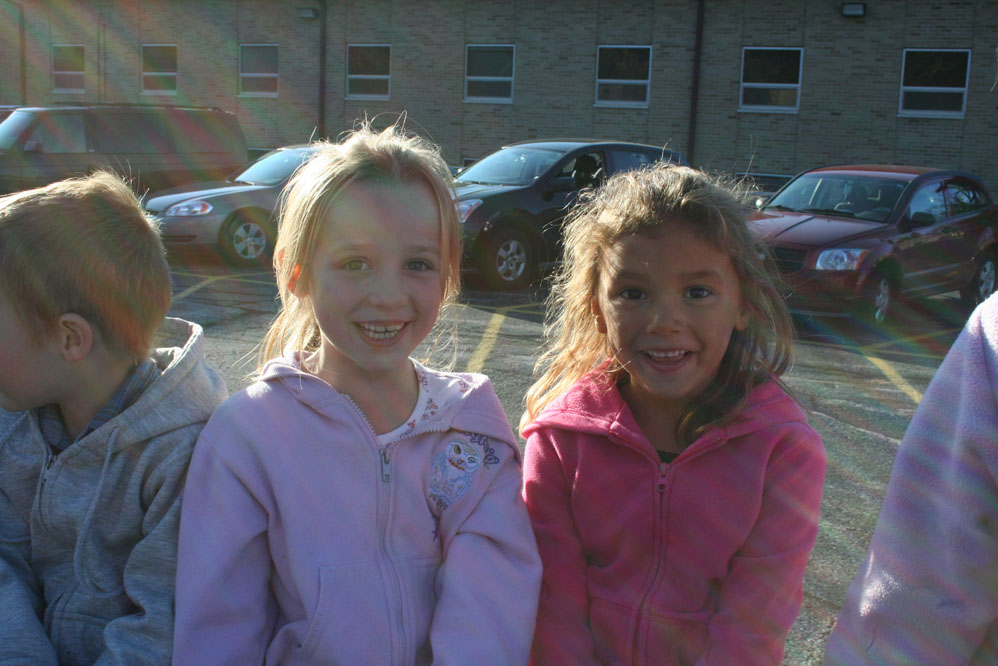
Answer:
[
  {"xmin": 522, "ymin": 370, "xmax": 826, "ymax": 665},
  {"xmin": 173, "ymin": 356, "xmax": 541, "ymax": 665}
]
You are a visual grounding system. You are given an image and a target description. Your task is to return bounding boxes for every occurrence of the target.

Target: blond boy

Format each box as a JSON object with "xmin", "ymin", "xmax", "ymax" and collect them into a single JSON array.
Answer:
[{"xmin": 0, "ymin": 172, "xmax": 227, "ymax": 665}]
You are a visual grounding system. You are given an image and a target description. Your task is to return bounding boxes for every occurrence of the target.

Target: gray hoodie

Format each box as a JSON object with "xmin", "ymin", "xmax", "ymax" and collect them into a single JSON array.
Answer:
[{"xmin": 0, "ymin": 318, "xmax": 227, "ymax": 666}]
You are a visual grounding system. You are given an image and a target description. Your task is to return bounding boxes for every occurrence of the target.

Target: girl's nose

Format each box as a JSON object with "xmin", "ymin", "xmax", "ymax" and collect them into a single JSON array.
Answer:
[
  {"xmin": 647, "ymin": 300, "xmax": 684, "ymax": 332},
  {"xmin": 368, "ymin": 268, "xmax": 407, "ymax": 307}
]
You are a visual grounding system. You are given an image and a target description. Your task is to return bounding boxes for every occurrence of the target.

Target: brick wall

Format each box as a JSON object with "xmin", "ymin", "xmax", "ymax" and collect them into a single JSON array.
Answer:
[{"xmin": 4, "ymin": 0, "xmax": 996, "ymax": 191}]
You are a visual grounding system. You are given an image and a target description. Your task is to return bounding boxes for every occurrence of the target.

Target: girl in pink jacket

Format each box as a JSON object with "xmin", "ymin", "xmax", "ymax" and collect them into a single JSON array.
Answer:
[
  {"xmin": 173, "ymin": 125, "xmax": 541, "ymax": 665},
  {"xmin": 521, "ymin": 165, "xmax": 826, "ymax": 665}
]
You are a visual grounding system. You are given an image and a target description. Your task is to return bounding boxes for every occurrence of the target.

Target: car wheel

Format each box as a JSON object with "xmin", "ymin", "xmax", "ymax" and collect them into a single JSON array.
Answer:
[
  {"xmin": 960, "ymin": 251, "xmax": 997, "ymax": 308},
  {"xmin": 480, "ymin": 227, "xmax": 534, "ymax": 291},
  {"xmin": 862, "ymin": 270, "xmax": 893, "ymax": 326},
  {"xmin": 220, "ymin": 212, "xmax": 274, "ymax": 267}
]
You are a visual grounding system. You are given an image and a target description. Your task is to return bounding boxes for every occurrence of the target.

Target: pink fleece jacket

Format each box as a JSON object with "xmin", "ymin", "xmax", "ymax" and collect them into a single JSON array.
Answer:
[
  {"xmin": 522, "ymin": 372, "xmax": 826, "ymax": 665},
  {"xmin": 173, "ymin": 356, "xmax": 541, "ymax": 665}
]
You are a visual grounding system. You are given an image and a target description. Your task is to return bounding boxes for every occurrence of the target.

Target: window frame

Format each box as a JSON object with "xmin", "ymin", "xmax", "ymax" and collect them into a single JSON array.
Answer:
[
  {"xmin": 52, "ymin": 44, "xmax": 86, "ymax": 94},
  {"xmin": 594, "ymin": 45, "xmax": 652, "ymax": 109},
  {"xmin": 346, "ymin": 44, "xmax": 391, "ymax": 101},
  {"xmin": 898, "ymin": 48, "xmax": 971, "ymax": 119},
  {"xmin": 239, "ymin": 43, "xmax": 279, "ymax": 98},
  {"xmin": 739, "ymin": 47, "xmax": 803, "ymax": 114},
  {"xmin": 464, "ymin": 44, "xmax": 515, "ymax": 104},
  {"xmin": 141, "ymin": 43, "xmax": 178, "ymax": 96}
]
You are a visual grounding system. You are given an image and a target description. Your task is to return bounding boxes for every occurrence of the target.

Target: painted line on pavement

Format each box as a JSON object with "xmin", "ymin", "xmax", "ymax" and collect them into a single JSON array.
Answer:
[
  {"xmin": 862, "ymin": 351, "xmax": 923, "ymax": 405},
  {"xmin": 466, "ymin": 307, "xmax": 510, "ymax": 373},
  {"xmin": 172, "ymin": 276, "xmax": 223, "ymax": 301}
]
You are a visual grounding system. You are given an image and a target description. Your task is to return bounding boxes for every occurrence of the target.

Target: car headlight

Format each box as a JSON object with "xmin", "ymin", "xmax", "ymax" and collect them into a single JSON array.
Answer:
[
  {"xmin": 814, "ymin": 248, "xmax": 868, "ymax": 271},
  {"xmin": 457, "ymin": 199, "xmax": 483, "ymax": 224},
  {"xmin": 164, "ymin": 200, "xmax": 214, "ymax": 217}
]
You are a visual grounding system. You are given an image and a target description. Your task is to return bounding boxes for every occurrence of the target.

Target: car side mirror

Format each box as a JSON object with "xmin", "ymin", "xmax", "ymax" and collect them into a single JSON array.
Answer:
[
  {"xmin": 905, "ymin": 211, "xmax": 936, "ymax": 229},
  {"xmin": 23, "ymin": 139, "xmax": 42, "ymax": 153},
  {"xmin": 752, "ymin": 195, "xmax": 769, "ymax": 210}
]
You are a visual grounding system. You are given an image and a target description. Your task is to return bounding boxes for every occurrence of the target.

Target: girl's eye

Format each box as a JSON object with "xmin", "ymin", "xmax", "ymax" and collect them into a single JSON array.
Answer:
[
  {"xmin": 342, "ymin": 259, "xmax": 370, "ymax": 271},
  {"xmin": 619, "ymin": 288, "xmax": 645, "ymax": 301},
  {"xmin": 406, "ymin": 259, "xmax": 434, "ymax": 271},
  {"xmin": 686, "ymin": 286, "xmax": 713, "ymax": 299}
]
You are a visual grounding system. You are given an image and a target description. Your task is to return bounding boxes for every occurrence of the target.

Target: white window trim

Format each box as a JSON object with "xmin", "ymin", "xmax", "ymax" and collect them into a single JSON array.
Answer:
[
  {"xmin": 346, "ymin": 44, "xmax": 391, "ymax": 101},
  {"xmin": 739, "ymin": 47, "xmax": 803, "ymax": 114},
  {"xmin": 464, "ymin": 44, "xmax": 515, "ymax": 104},
  {"xmin": 898, "ymin": 48, "xmax": 971, "ymax": 119},
  {"xmin": 141, "ymin": 43, "xmax": 177, "ymax": 96},
  {"xmin": 594, "ymin": 45, "xmax": 651, "ymax": 109},
  {"xmin": 52, "ymin": 44, "xmax": 85, "ymax": 94},
  {"xmin": 239, "ymin": 43, "xmax": 279, "ymax": 98}
]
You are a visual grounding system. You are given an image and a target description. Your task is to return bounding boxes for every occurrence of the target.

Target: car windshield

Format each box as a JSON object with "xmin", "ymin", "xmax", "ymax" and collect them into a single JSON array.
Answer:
[
  {"xmin": 0, "ymin": 110, "xmax": 35, "ymax": 151},
  {"xmin": 231, "ymin": 146, "xmax": 316, "ymax": 186},
  {"xmin": 765, "ymin": 173, "xmax": 909, "ymax": 223},
  {"xmin": 456, "ymin": 146, "xmax": 564, "ymax": 186}
]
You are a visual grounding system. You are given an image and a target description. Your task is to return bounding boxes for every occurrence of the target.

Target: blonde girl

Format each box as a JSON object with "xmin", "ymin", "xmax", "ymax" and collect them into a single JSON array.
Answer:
[
  {"xmin": 521, "ymin": 164, "xmax": 826, "ymax": 665},
  {"xmin": 174, "ymin": 124, "xmax": 541, "ymax": 665}
]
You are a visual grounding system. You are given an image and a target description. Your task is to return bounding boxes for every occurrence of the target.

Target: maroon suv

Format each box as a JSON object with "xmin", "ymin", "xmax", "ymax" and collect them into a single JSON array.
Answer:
[{"xmin": 749, "ymin": 164, "xmax": 998, "ymax": 324}]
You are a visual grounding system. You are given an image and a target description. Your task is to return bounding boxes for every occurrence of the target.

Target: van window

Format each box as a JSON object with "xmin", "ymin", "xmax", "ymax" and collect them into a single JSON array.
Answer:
[
  {"xmin": 168, "ymin": 110, "xmax": 236, "ymax": 154},
  {"xmin": 0, "ymin": 110, "xmax": 35, "ymax": 150},
  {"xmin": 29, "ymin": 113, "xmax": 87, "ymax": 153},
  {"xmin": 611, "ymin": 149, "xmax": 654, "ymax": 172},
  {"xmin": 95, "ymin": 112, "xmax": 171, "ymax": 153}
]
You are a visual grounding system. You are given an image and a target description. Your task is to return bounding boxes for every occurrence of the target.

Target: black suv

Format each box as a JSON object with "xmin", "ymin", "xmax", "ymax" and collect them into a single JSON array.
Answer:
[{"xmin": 455, "ymin": 139, "xmax": 688, "ymax": 290}]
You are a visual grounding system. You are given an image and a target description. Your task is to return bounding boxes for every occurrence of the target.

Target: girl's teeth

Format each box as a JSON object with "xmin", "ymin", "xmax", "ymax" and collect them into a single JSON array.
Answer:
[
  {"xmin": 360, "ymin": 323, "xmax": 403, "ymax": 339},
  {"xmin": 647, "ymin": 350, "xmax": 686, "ymax": 359}
]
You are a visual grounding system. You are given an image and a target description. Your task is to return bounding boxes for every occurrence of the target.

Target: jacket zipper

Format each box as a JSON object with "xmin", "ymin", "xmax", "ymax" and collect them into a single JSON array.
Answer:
[{"xmin": 631, "ymin": 461, "xmax": 670, "ymax": 665}]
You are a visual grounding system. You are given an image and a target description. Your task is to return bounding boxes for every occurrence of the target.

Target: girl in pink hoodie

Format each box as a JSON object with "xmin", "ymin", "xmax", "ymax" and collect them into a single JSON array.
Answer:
[
  {"xmin": 173, "ymin": 124, "xmax": 541, "ymax": 665},
  {"xmin": 521, "ymin": 165, "xmax": 826, "ymax": 665}
]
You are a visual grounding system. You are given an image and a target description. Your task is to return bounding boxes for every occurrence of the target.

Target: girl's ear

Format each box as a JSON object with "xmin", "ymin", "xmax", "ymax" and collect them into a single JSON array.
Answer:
[
  {"xmin": 734, "ymin": 300, "xmax": 750, "ymax": 332},
  {"xmin": 590, "ymin": 298, "xmax": 608, "ymax": 334},
  {"xmin": 56, "ymin": 313, "xmax": 93, "ymax": 362},
  {"xmin": 287, "ymin": 264, "xmax": 304, "ymax": 296}
]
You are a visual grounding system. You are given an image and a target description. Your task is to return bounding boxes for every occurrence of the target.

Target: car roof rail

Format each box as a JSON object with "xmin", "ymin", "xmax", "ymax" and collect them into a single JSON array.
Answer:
[{"xmin": 49, "ymin": 101, "xmax": 230, "ymax": 113}]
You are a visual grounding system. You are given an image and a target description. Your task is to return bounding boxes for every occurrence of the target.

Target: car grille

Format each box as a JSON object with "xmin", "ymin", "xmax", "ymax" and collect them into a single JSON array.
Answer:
[{"xmin": 770, "ymin": 247, "xmax": 806, "ymax": 274}]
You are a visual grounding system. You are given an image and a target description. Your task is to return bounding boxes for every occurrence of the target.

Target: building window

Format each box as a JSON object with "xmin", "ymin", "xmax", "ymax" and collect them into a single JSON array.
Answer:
[
  {"xmin": 240, "ymin": 44, "xmax": 278, "ymax": 97},
  {"xmin": 899, "ymin": 49, "xmax": 970, "ymax": 118},
  {"xmin": 347, "ymin": 45, "xmax": 390, "ymax": 100},
  {"xmin": 52, "ymin": 44, "xmax": 85, "ymax": 93},
  {"xmin": 142, "ymin": 44, "xmax": 177, "ymax": 95},
  {"xmin": 595, "ymin": 46, "xmax": 651, "ymax": 107},
  {"xmin": 465, "ymin": 45, "xmax": 514, "ymax": 103},
  {"xmin": 740, "ymin": 47, "xmax": 803, "ymax": 113}
]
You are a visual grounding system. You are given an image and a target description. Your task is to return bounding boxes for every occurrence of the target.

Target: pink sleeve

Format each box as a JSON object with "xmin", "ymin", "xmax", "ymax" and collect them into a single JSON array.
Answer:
[
  {"xmin": 698, "ymin": 426, "xmax": 826, "ymax": 665},
  {"xmin": 522, "ymin": 429, "xmax": 601, "ymax": 666}
]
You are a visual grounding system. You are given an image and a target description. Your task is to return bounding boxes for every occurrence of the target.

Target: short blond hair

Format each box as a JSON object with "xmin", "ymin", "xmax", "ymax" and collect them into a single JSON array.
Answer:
[
  {"xmin": 258, "ymin": 122, "xmax": 461, "ymax": 371},
  {"xmin": 0, "ymin": 172, "xmax": 171, "ymax": 359},
  {"xmin": 523, "ymin": 164, "xmax": 794, "ymax": 446}
]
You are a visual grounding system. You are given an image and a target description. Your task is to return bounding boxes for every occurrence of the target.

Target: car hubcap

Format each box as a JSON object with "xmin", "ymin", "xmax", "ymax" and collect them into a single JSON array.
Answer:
[
  {"xmin": 496, "ymin": 239, "xmax": 526, "ymax": 282},
  {"xmin": 233, "ymin": 222, "xmax": 266, "ymax": 259},
  {"xmin": 873, "ymin": 279, "xmax": 889, "ymax": 323},
  {"xmin": 978, "ymin": 260, "xmax": 996, "ymax": 302}
]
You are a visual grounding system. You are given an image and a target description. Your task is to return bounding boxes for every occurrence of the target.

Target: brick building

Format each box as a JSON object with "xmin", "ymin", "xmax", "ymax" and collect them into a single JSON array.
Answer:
[{"xmin": 1, "ymin": 0, "xmax": 995, "ymax": 188}]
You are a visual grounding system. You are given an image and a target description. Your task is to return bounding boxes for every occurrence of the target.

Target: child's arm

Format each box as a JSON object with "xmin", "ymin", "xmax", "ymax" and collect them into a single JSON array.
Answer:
[
  {"xmin": 0, "ymin": 489, "xmax": 58, "ymax": 665},
  {"xmin": 172, "ymin": 433, "xmax": 276, "ymax": 665},
  {"xmin": 93, "ymin": 444, "xmax": 192, "ymax": 666},
  {"xmin": 522, "ymin": 429, "xmax": 601, "ymax": 666},
  {"xmin": 826, "ymin": 300, "xmax": 998, "ymax": 665},
  {"xmin": 429, "ymin": 433, "xmax": 542, "ymax": 666},
  {"xmin": 698, "ymin": 426, "xmax": 826, "ymax": 666}
]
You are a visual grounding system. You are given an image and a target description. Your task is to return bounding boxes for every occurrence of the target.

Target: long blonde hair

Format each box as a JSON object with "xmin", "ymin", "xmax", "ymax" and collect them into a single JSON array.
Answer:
[
  {"xmin": 257, "ymin": 123, "xmax": 461, "ymax": 373},
  {"xmin": 522, "ymin": 164, "xmax": 794, "ymax": 447}
]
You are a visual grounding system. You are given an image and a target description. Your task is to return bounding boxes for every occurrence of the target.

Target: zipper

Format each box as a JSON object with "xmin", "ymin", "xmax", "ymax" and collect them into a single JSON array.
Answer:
[{"xmin": 631, "ymin": 461, "xmax": 670, "ymax": 664}]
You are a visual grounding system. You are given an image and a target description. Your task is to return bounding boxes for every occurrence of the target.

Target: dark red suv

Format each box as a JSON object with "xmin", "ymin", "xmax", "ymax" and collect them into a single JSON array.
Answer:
[{"xmin": 749, "ymin": 165, "xmax": 998, "ymax": 324}]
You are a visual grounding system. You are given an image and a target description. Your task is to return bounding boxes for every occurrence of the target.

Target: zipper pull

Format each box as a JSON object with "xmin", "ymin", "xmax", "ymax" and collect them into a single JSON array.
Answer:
[
  {"xmin": 381, "ymin": 448, "xmax": 391, "ymax": 483},
  {"xmin": 656, "ymin": 462, "xmax": 668, "ymax": 493}
]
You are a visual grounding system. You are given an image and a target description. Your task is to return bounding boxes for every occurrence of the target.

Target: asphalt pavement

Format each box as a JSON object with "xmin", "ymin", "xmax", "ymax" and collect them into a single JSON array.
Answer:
[{"xmin": 168, "ymin": 259, "xmax": 966, "ymax": 665}]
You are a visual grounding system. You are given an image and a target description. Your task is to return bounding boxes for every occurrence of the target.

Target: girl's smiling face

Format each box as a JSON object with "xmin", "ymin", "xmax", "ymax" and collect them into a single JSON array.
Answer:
[
  {"xmin": 592, "ymin": 226, "xmax": 748, "ymax": 428},
  {"xmin": 302, "ymin": 178, "xmax": 443, "ymax": 392}
]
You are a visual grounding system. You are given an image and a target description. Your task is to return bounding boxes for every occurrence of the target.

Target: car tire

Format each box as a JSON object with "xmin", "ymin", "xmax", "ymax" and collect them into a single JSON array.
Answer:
[
  {"xmin": 480, "ymin": 227, "xmax": 534, "ymax": 291},
  {"xmin": 861, "ymin": 270, "xmax": 893, "ymax": 326},
  {"xmin": 960, "ymin": 251, "xmax": 997, "ymax": 308},
  {"xmin": 220, "ymin": 212, "xmax": 274, "ymax": 268}
]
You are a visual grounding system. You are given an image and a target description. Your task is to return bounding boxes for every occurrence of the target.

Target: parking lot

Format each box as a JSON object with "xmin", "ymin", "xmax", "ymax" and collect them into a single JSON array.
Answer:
[{"xmin": 169, "ymin": 260, "xmax": 967, "ymax": 665}]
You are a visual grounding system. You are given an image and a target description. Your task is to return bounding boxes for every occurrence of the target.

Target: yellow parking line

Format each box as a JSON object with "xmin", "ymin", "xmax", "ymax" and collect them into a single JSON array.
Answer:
[
  {"xmin": 863, "ymin": 352, "xmax": 923, "ymax": 405},
  {"xmin": 173, "ymin": 276, "xmax": 222, "ymax": 301},
  {"xmin": 466, "ymin": 308, "xmax": 509, "ymax": 373}
]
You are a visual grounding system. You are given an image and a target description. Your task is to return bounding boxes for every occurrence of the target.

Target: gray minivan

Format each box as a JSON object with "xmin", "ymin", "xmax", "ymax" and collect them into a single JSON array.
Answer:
[{"xmin": 0, "ymin": 103, "xmax": 248, "ymax": 195}]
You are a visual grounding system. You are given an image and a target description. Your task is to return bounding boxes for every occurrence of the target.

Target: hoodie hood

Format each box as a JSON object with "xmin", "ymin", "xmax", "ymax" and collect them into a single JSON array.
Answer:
[{"xmin": 256, "ymin": 354, "xmax": 518, "ymax": 450}]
